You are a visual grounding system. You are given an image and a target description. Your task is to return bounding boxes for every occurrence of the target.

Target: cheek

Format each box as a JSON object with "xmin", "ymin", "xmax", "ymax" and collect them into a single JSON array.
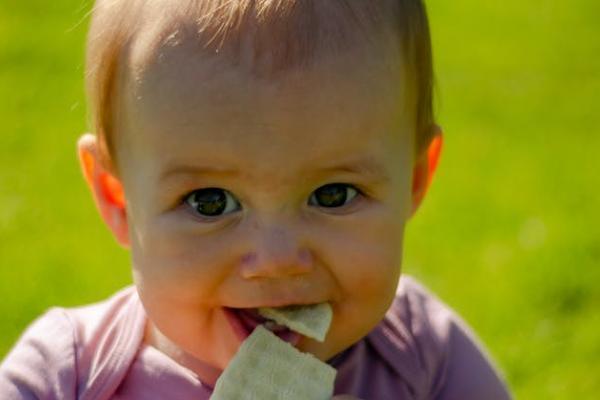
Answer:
[
  {"xmin": 327, "ymin": 212, "xmax": 405, "ymax": 299},
  {"xmin": 138, "ymin": 284, "xmax": 240, "ymax": 370},
  {"xmin": 129, "ymin": 214, "xmax": 239, "ymax": 305},
  {"xmin": 304, "ymin": 215, "xmax": 405, "ymax": 360}
]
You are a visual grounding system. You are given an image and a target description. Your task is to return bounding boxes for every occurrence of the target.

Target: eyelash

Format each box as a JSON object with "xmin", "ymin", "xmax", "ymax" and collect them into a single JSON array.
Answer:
[{"xmin": 181, "ymin": 183, "xmax": 364, "ymax": 220}]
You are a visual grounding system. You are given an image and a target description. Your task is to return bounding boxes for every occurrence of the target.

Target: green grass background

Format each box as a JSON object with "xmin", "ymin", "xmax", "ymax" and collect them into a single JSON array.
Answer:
[{"xmin": 1, "ymin": 0, "xmax": 599, "ymax": 398}]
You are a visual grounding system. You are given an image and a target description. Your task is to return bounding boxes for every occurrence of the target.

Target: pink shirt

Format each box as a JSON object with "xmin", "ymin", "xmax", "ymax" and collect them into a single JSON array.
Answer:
[{"xmin": 0, "ymin": 276, "xmax": 511, "ymax": 399}]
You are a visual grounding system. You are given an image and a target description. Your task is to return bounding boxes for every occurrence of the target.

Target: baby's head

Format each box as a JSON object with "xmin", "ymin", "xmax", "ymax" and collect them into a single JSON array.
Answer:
[{"xmin": 79, "ymin": 0, "xmax": 442, "ymax": 383}]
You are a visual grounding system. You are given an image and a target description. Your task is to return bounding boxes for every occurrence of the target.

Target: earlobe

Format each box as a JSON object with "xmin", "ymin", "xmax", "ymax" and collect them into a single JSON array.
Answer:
[
  {"xmin": 410, "ymin": 127, "xmax": 443, "ymax": 218},
  {"xmin": 77, "ymin": 134, "xmax": 130, "ymax": 247}
]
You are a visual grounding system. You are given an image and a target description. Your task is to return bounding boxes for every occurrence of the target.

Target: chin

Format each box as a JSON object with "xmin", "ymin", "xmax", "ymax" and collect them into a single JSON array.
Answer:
[{"xmin": 297, "ymin": 336, "xmax": 337, "ymax": 362}]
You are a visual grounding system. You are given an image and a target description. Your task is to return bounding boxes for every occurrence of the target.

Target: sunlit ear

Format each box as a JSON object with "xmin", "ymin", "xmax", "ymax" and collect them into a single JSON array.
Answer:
[
  {"xmin": 410, "ymin": 126, "xmax": 443, "ymax": 218},
  {"xmin": 77, "ymin": 133, "xmax": 130, "ymax": 247}
]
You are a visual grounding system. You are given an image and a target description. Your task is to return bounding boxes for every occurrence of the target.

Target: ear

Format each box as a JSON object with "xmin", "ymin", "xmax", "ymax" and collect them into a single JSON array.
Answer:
[
  {"xmin": 78, "ymin": 133, "xmax": 130, "ymax": 247},
  {"xmin": 410, "ymin": 126, "xmax": 443, "ymax": 218}
]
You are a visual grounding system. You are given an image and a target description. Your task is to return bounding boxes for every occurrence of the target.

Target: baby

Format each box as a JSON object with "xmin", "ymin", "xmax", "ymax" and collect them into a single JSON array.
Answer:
[{"xmin": 1, "ymin": 0, "xmax": 512, "ymax": 399}]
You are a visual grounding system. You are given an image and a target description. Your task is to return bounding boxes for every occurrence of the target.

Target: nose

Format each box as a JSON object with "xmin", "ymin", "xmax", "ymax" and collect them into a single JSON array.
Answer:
[{"xmin": 240, "ymin": 223, "xmax": 314, "ymax": 279}]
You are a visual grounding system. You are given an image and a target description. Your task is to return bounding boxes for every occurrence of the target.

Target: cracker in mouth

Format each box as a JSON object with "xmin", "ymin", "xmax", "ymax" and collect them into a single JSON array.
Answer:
[{"xmin": 211, "ymin": 303, "xmax": 336, "ymax": 400}]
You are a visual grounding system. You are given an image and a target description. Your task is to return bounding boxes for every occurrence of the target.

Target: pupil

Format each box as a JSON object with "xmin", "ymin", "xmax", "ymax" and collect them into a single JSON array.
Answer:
[
  {"xmin": 194, "ymin": 189, "xmax": 226, "ymax": 216},
  {"xmin": 316, "ymin": 184, "xmax": 347, "ymax": 207}
]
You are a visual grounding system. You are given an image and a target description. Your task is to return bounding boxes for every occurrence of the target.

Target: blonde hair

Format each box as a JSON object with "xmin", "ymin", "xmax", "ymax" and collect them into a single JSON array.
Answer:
[{"xmin": 85, "ymin": 0, "xmax": 434, "ymax": 169}]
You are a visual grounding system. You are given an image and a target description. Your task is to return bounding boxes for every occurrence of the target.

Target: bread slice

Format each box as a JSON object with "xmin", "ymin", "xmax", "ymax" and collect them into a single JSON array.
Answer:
[{"xmin": 211, "ymin": 325, "xmax": 336, "ymax": 399}]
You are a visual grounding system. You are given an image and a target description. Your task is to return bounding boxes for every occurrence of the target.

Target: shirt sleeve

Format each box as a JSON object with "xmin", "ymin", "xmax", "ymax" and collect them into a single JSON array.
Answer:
[
  {"xmin": 0, "ymin": 308, "xmax": 77, "ymax": 400},
  {"xmin": 429, "ymin": 310, "xmax": 512, "ymax": 400},
  {"xmin": 400, "ymin": 277, "xmax": 513, "ymax": 400}
]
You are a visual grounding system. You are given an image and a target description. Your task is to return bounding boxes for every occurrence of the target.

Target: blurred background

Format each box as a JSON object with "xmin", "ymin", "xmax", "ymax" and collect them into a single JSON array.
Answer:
[{"xmin": 1, "ymin": 0, "xmax": 598, "ymax": 398}]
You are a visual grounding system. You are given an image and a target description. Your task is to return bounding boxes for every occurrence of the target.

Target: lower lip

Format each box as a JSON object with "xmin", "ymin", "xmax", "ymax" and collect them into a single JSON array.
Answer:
[{"xmin": 223, "ymin": 308, "xmax": 301, "ymax": 346}]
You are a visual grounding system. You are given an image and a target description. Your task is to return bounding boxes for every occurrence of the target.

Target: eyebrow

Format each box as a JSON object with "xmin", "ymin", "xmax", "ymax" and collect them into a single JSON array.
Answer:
[
  {"xmin": 160, "ymin": 158, "xmax": 390, "ymax": 183},
  {"xmin": 315, "ymin": 158, "xmax": 390, "ymax": 182},
  {"xmin": 160, "ymin": 165, "xmax": 240, "ymax": 182}
]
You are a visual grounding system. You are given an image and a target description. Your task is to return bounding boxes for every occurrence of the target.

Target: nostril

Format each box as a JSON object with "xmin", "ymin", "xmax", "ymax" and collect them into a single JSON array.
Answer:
[
  {"xmin": 241, "ymin": 252, "xmax": 258, "ymax": 265},
  {"xmin": 239, "ymin": 247, "xmax": 313, "ymax": 279},
  {"xmin": 298, "ymin": 248, "xmax": 313, "ymax": 268}
]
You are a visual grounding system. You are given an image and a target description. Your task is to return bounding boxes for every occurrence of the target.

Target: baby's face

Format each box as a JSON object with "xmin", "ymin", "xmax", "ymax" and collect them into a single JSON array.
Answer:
[{"xmin": 115, "ymin": 39, "xmax": 415, "ymax": 378}]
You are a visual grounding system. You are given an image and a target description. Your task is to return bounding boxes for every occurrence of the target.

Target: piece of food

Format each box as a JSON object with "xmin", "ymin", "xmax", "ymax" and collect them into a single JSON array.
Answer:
[
  {"xmin": 258, "ymin": 303, "xmax": 333, "ymax": 342},
  {"xmin": 211, "ymin": 325, "xmax": 336, "ymax": 400}
]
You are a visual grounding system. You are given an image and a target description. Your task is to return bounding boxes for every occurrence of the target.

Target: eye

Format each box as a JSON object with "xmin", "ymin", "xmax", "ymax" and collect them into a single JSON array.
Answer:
[
  {"xmin": 184, "ymin": 188, "xmax": 241, "ymax": 217},
  {"xmin": 308, "ymin": 183, "xmax": 359, "ymax": 208}
]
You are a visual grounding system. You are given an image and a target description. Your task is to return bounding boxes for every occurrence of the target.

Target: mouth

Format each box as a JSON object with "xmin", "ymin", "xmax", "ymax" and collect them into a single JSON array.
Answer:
[{"xmin": 223, "ymin": 307, "xmax": 301, "ymax": 345}]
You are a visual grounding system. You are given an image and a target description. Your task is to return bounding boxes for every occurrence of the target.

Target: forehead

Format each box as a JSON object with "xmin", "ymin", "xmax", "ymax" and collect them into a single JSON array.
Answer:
[{"xmin": 115, "ymin": 33, "xmax": 414, "ymax": 181}]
